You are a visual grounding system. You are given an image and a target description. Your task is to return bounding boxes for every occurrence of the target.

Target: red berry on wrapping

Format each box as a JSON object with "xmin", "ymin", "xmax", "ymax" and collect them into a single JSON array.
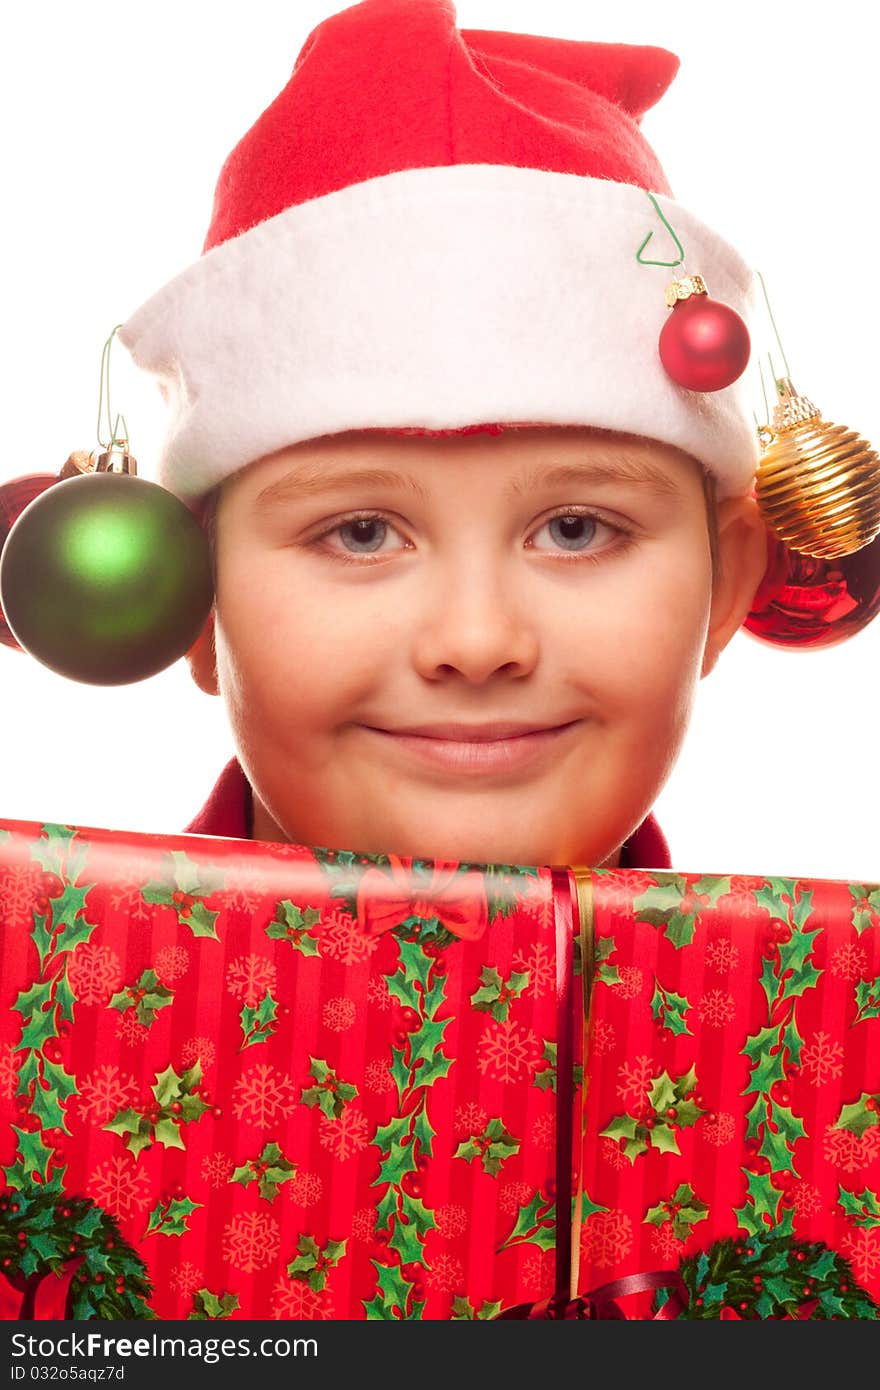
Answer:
[
  {"xmin": 865, "ymin": 1097, "xmax": 879, "ymax": 1113},
  {"xmin": 659, "ymin": 293, "xmax": 750, "ymax": 392},
  {"xmin": 665, "ymin": 1107, "xmax": 677, "ymax": 1119},
  {"xmin": 170, "ymin": 1101, "xmax": 183, "ymax": 1115}
]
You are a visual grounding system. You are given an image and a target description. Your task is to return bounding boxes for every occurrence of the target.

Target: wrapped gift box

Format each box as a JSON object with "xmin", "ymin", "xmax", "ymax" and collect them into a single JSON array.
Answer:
[{"xmin": 1, "ymin": 817, "xmax": 879, "ymax": 1321}]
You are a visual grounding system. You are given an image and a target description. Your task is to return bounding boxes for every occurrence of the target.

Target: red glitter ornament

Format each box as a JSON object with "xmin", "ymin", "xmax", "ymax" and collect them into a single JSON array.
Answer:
[
  {"xmin": 659, "ymin": 275, "xmax": 750, "ymax": 392},
  {"xmin": 744, "ymin": 527, "xmax": 880, "ymax": 649}
]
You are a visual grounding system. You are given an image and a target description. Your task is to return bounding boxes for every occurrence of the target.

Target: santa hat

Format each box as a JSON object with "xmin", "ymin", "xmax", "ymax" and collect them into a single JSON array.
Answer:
[{"xmin": 117, "ymin": 0, "xmax": 759, "ymax": 504}]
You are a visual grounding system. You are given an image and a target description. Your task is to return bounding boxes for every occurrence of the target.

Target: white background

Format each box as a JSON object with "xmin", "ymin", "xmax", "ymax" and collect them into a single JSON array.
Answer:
[{"xmin": 1, "ymin": 1, "xmax": 877, "ymax": 881}]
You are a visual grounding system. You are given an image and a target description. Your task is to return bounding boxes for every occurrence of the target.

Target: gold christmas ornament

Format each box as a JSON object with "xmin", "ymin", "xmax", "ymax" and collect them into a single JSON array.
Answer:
[{"xmin": 754, "ymin": 377, "xmax": 880, "ymax": 561}]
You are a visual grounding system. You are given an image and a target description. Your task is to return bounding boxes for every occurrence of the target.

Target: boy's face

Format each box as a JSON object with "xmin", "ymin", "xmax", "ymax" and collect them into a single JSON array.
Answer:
[{"xmin": 193, "ymin": 426, "xmax": 767, "ymax": 867}]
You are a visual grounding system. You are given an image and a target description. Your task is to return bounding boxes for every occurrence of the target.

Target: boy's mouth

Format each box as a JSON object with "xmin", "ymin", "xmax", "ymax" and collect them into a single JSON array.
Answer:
[{"xmin": 358, "ymin": 719, "xmax": 582, "ymax": 776}]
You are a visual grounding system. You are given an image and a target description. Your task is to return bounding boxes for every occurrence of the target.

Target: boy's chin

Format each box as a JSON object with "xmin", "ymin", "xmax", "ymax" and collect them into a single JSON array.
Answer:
[{"xmin": 319, "ymin": 819, "xmax": 617, "ymax": 870}]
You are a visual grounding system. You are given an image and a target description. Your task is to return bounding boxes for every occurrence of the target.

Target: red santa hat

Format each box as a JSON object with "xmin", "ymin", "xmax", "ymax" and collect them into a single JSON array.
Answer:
[{"xmin": 117, "ymin": 0, "xmax": 759, "ymax": 504}]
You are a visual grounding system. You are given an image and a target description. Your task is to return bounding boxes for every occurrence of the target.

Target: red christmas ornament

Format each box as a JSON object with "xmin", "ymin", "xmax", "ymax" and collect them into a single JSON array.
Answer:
[
  {"xmin": 658, "ymin": 275, "xmax": 750, "ymax": 392},
  {"xmin": 0, "ymin": 474, "xmax": 60, "ymax": 649},
  {"xmin": 744, "ymin": 526, "xmax": 880, "ymax": 649}
]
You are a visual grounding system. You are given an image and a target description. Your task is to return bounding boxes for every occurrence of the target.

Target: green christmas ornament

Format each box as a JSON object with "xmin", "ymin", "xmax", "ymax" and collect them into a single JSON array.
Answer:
[{"xmin": 0, "ymin": 455, "xmax": 213, "ymax": 686}]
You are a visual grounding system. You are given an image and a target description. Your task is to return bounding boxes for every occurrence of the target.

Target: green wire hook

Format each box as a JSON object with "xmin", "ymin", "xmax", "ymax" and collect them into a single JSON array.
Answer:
[
  {"xmin": 636, "ymin": 193, "xmax": 686, "ymax": 269},
  {"xmin": 96, "ymin": 324, "xmax": 130, "ymax": 453}
]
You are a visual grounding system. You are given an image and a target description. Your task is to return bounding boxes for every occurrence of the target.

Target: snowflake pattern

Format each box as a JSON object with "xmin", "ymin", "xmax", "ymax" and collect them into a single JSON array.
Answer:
[
  {"xmin": 0, "ymin": 863, "xmax": 42, "ymax": 927},
  {"xmin": 319, "ymin": 907, "xmax": 379, "ymax": 965},
  {"xmin": 232, "ymin": 1064, "xmax": 297, "ymax": 1128},
  {"xmin": 88, "ymin": 1154, "xmax": 151, "ymax": 1218},
  {"xmin": 476, "ymin": 1018, "xmax": 541, "ymax": 1083},
  {"xmin": 602, "ymin": 1136, "xmax": 630, "ymax": 1171},
  {"xmin": 216, "ymin": 878, "xmax": 268, "ymax": 915},
  {"xmin": 271, "ymin": 1275, "xmax": 334, "ymax": 1320},
  {"xmin": 705, "ymin": 938, "xmax": 740, "ymax": 973},
  {"xmin": 454, "ymin": 1101, "xmax": 489, "ymax": 1137},
  {"xmin": 831, "ymin": 942, "xmax": 868, "ymax": 980},
  {"xmin": 366, "ymin": 976, "xmax": 392, "ymax": 1011},
  {"xmin": 66, "ymin": 944, "xmax": 122, "ymax": 1006},
  {"xmin": 226, "ymin": 954, "xmax": 277, "ymax": 1006},
  {"xmin": 498, "ymin": 1181, "xmax": 534, "ymax": 1216},
  {"xmin": 435, "ymin": 1204, "xmax": 467, "ymax": 1239},
  {"xmin": 426, "ymin": 1252, "xmax": 464, "ymax": 1293},
  {"xmin": 610, "ymin": 965, "xmax": 643, "ymax": 1001},
  {"xmin": 107, "ymin": 882, "xmax": 152, "ymax": 925},
  {"xmin": 518, "ymin": 876, "xmax": 554, "ymax": 931},
  {"xmin": 650, "ymin": 1222, "xmax": 684, "ymax": 1263},
  {"xmin": 842, "ymin": 1227, "xmax": 880, "ymax": 1284},
  {"xmin": 169, "ymin": 1261, "xmax": 203, "ymax": 1295},
  {"xmin": 322, "ymin": 996, "xmax": 357, "ymax": 1032},
  {"xmin": 201, "ymin": 1152, "xmax": 234, "ymax": 1188},
  {"xmin": 521, "ymin": 1248, "xmax": 555, "ymax": 1297},
  {"xmin": 155, "ymin": 945, "xmax": 189, "ymax": 985},
  {"xmin": 801, "ymin": 1031, "xmax": 845, "ymax": 1086},
  {"xmin": 180, "ymin": 1036, "xmax": 217, "ymax": 1071},
  {"xmin": 589, "ymin": 1018, "xmax": 617, "ymax": 1057},
  {"xmin": 580, "ymin": 1209, "xmax": 633, "ymax": 1270},
  {"xmin": 530, "ymin": 1113, "xmax": 555, "ymax": 1149},
  {"xmin": 116, "ymin": 1010, "xmax": 150, "ymax": 1047},
  {"xmin": 364, "ymin": 1057, "xmax": 394, "ymax": 1094},
  {"xmin": 511, "ymin": 940, "xmax": 555, "ymax": 997},
  {"xmin": 823, "ymin": 1124, "xmax": 880, "ymax": 1174},
  {"xmin": 222, "ymin": 1212, "xmax": 280, "ymax": 1273},
  {"xmin": 790, "ymin": 1181, "xmax": 823, "ymax": 1219},
  {"xmin": 318, "ymin": 1107, "xmax": 370, "ymax": 1161},
  {"xmin": 598, "ymin": 871, "xmax": 657, "ymax": 913},
  {"xmin": 0, "ymin": 1043, "xmax": 22, "ymax": 1100},
  {"xmin": 701, "ymin": 1112, "xmax": 736, "ymax": 1147},
  {"xmin": 351, "ymin": 1207, "xmax": 377, "ymax": 1242},
  {"xmin": 288, "ymin": 1170, "xmax": 323, "ymax": 1207},
  {"xmin": 77, "ymin": 1064, "xmax": 139, "ymax": 1123},
  {"xmin": 697, "ymin": 989, "xmax": 736, "ymax": 1028},
  {"xmin": 616, "ymin": 1055, "xmax": 653, "ymax": 1104}
]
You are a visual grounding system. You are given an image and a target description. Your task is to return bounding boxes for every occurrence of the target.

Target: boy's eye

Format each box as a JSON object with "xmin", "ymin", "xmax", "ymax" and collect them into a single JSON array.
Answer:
[
  {"xmin": 338, "ymin": 518, "xmax": 388, "ymax": 552},
  {"xmin": 529, "ymin": 512, "xmax": 616, "ymax": 554}
]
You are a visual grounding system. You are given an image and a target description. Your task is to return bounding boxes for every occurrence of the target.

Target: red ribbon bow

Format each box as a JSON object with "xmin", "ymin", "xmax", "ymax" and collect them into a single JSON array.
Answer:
[{"xmin": 356, "ymin": 854, "xmax": 489, "ymax": 942}]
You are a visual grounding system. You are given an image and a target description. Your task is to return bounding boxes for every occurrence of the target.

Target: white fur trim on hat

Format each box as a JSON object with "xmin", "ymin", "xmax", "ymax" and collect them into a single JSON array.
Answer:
[{"xmin": 117, "ymin": 163, "xmax": 760, "ymax": 503}]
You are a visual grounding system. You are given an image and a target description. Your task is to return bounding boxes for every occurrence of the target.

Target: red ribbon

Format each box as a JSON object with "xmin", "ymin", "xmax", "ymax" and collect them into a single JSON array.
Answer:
[
  {"xmin": 496, "ymin": 1270, "xmax": 688, "ymax": 1320},
  {"xmin": 356, "ymin": 855, "xmax": 489, "ymax": 941},
  {"xmin": 0, "ymin": 1257, "xmax": 84, "ymax": 1319}
]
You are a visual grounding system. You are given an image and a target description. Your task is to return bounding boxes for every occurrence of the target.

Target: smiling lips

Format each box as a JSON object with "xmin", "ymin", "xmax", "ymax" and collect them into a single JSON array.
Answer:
[{"xmin": 362, "ymin": 719, "xmax": 581, "ymax": 775}]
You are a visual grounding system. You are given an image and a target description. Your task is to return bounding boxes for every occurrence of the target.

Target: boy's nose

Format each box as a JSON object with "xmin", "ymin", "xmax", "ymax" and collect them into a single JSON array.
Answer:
[{"xmin": 410, "ymin": 565, "xmax": 540, "ymax": 685}]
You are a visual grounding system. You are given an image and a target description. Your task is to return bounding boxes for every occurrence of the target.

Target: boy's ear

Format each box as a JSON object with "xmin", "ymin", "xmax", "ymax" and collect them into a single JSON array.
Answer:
[
  {"xmin": 185, "ymin": 610, "xmax": 220, "ymax": 696},
  {"xmin": 701, "ymin": 494, "xmax": 769, "ymax": 679}
]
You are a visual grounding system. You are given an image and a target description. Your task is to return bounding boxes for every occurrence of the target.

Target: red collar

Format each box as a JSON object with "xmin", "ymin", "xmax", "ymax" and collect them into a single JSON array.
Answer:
[{"xmin": 184, "ymin": 756, "xmax": 672, "ymax": 869}]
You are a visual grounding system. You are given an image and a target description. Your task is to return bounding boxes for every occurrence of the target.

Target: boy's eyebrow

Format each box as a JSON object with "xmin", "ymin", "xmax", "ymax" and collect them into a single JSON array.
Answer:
[{"xmin": 252, "ymin": 451, "xmax": 682, "ymax": 511}]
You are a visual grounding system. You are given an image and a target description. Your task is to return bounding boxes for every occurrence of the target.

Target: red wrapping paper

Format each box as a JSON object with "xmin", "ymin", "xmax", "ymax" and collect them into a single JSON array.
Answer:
[{"xmin": 1, "ymin": 819, "xmax": 879, "ymax": 1320}]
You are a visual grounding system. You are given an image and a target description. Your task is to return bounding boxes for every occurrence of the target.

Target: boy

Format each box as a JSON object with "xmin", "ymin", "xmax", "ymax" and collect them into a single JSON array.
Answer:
[{"xmin": 118, "ymin": 0, "xmax": 770, "ymax": 870}]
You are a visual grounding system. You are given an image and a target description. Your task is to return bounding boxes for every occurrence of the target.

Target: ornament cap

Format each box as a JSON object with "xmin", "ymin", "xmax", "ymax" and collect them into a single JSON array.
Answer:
[
  {"xmin": 771, "ymin": 378, "xmax": 821, "ymax": 433},
  {"xmin": 664, "ymin": 273, "xmax": 708, "ymax": 309}
]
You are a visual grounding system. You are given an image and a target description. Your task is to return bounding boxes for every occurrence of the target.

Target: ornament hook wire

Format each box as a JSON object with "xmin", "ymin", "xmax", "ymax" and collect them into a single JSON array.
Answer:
[
  {"xmin": 96, "ymin": 325, "xmax": 131, "ymax": 456},
  {"xmin": 635, "ymin": 193, "xmax": 686, "ymax": 268}
]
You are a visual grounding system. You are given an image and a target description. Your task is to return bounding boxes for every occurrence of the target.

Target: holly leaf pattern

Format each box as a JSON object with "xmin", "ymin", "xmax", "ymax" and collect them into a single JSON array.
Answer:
[
  {"xmin": 364, "ymin": 1260, "xmax": 414, "ymax": 1320},
  {"xmin": 287, "ymin": 1234, "xmax": 347, "ymax": 1292},
  {"xmin": 455, "ymin": 1118, "xmax": 520, "ymax": 1176},
  {"xmin": 107, "ymin": 968, "xmax": 174, "ymax": 1027},
  {"xmin": 469, "ymin": 965, "xmax": 530, "ymax": 1022},
  {"xmin": 644, "ymin": 1183, "xmax": 710, "ymax": 1241},
  {"xmin": 835, "ymin": 1094, "xmax": 880, "ymax": 1137},
  {"xmin": 188, "ymin": 1289, "xmax": 240, "ymax": 1320},
  {"xmin": 231, "ymin": 1141, "xmax": 297, "ymax": 1201},
  {"xmin": 451, "ymin": 1295, "xmax": 504, "ymax": 1320},
  {"xmin": 849, "ymin": 884, "xmax": 880, "ymax": 934},
  {"xmin": 650, "ymin": 980, "xmax": 693, "ymax": 1037},
  {"xmin": 853, "ymin": 976, "xmax": 880, "ymax": 1026},
  {"xmin": 239, "ymin": 989, "xmax": 278, "ymax": 1050},
  {"xmin": 299, "ymin": 1057, "xmax": 358, "ymax": 1119},
  {"xmin": 265, "ymin": 900, "xmax": 321, "ymax": 953},
  {"xmin": 144, "ymin": 1195, "xmax": 202, "ymax": 1238},
  {"xmin": 837, "ymin": 1187, "xmax": 880, "ymax": 1228}
]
